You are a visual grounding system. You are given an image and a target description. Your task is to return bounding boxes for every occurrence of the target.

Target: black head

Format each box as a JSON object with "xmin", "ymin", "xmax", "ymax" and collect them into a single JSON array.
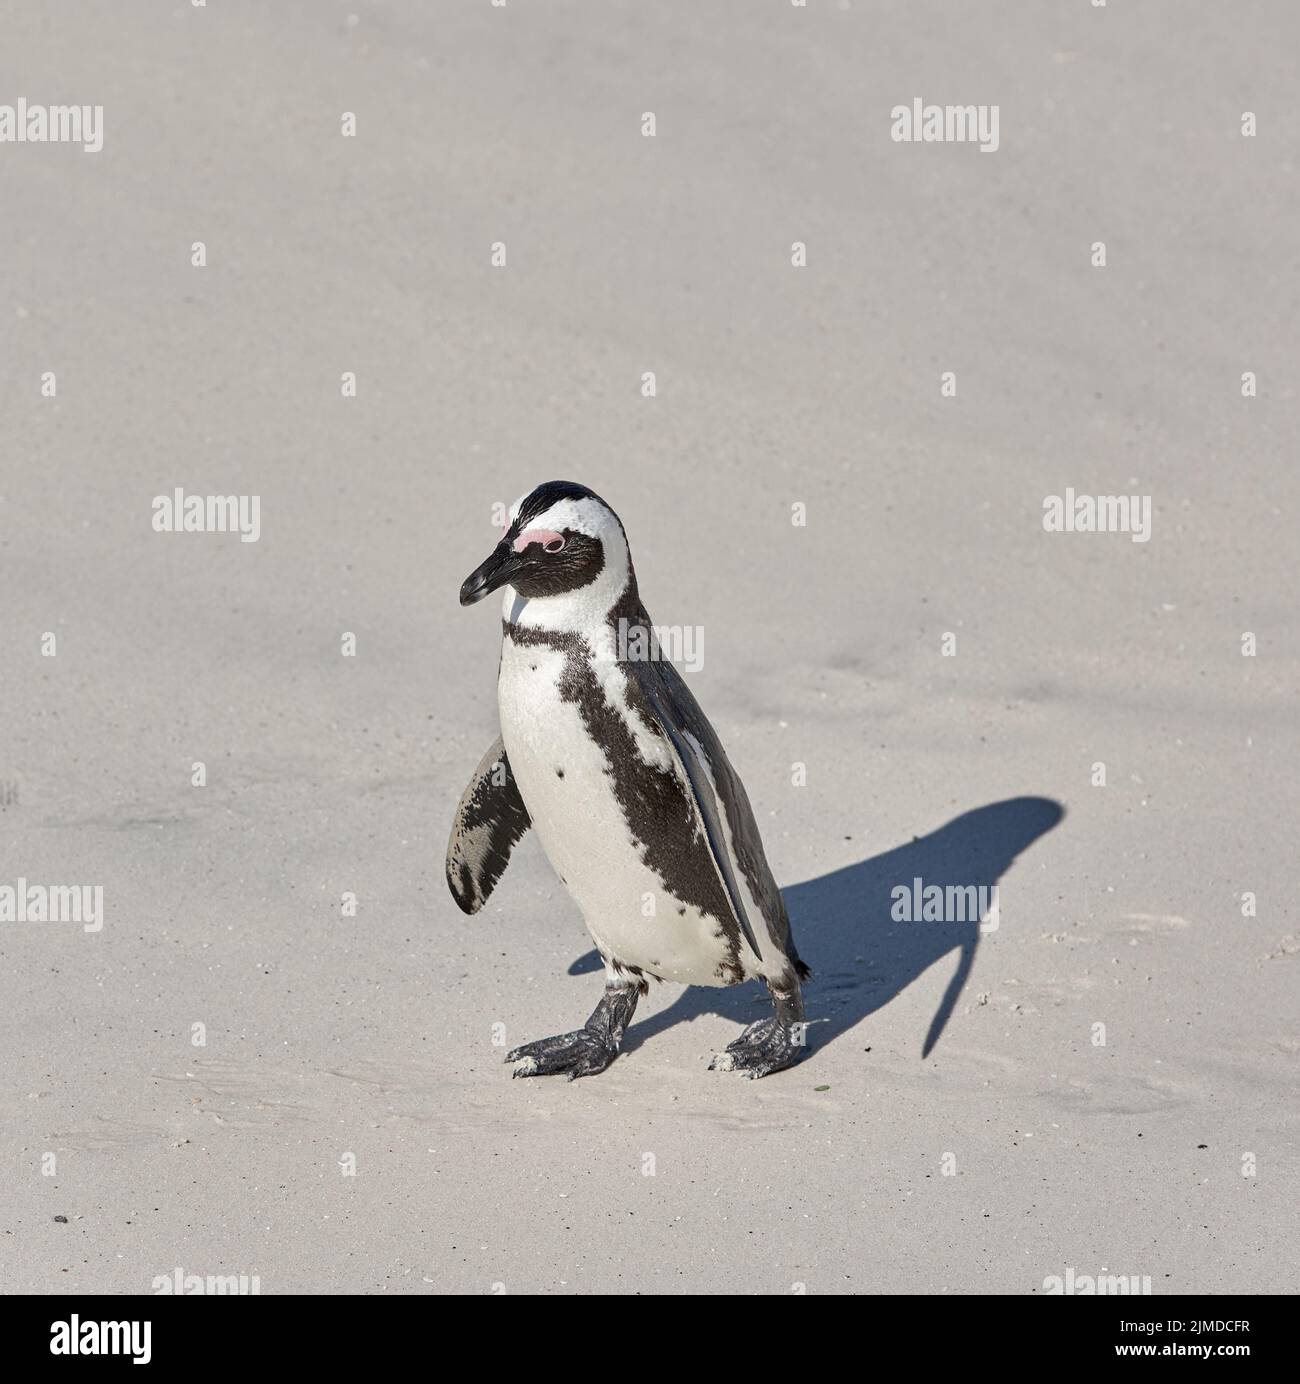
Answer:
[{"xmin": 459, "ymin": 481, "xmax": 631, "ymax": 614}]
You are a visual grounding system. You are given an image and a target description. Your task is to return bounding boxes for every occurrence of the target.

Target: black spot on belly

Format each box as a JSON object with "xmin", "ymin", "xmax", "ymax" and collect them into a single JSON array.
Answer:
[
  {"xmin": 530, "ymin": 664, "xmax": 538, "ymax": 672},
  {"xmin": 677, "ymin": 906, "xmax": 686, "ymax": 916},
  {"xmin": 555, "ymin": 767, "xmax": 565, "ymax": 779}
]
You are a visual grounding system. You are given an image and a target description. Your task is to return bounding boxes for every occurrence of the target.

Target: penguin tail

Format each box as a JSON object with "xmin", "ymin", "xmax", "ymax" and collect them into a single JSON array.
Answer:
[{"xmin": 793, "ymin": 956, "xmax": 812, "ymax": 982}]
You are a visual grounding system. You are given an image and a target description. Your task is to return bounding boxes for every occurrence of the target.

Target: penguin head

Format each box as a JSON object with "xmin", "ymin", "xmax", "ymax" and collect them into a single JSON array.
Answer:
[{"xmin": 459, "ymin": 481, "xmax": 634, "ymax": 626}]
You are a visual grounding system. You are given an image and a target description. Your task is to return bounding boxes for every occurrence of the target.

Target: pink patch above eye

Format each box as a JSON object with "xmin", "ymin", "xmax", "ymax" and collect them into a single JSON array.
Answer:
[{"xmin": 513, "ymin": 527, "xmax": 566, "ymax": 554}]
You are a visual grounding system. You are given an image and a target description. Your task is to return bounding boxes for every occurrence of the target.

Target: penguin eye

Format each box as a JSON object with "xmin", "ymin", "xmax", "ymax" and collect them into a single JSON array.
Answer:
[{"xmin": 543, "ymin": 536, "xmax": 566, "ymax": 554}]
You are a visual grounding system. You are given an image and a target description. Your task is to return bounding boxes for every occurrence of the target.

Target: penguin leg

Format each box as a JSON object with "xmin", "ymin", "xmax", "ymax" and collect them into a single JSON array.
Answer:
[
  {"xmin": 709, "ymin": 974, "xmax": 807, "ymax": 1079},
  {"xmin": 506, "ymin": 982, "xmax": 640, "ymax": 1082}
]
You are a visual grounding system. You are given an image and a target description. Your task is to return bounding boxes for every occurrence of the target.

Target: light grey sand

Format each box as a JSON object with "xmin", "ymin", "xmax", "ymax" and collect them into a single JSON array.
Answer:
[{"xmin": 1, "ymin": 1, "xmax": 1296, "ymax": 1294}]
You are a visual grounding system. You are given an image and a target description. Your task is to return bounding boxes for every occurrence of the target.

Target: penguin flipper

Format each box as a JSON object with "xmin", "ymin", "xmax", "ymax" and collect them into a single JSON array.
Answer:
[
  {"xmin": 446, "ymin": 736, "xmax": 531, "ymax": 914},
  {"xmin": 628, "ymin": 658, "xmax": 797, "ymax": 974},
  {"xmin": 646, "ymin": 693, "xmax": 765, "ymax": 967}
]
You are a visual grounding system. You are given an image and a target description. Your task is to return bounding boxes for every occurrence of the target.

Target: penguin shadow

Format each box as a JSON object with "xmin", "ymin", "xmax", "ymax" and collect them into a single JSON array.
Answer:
[{"xmin": 568, "ymin": 796, "xmax": 1065, "ymax": 1063}]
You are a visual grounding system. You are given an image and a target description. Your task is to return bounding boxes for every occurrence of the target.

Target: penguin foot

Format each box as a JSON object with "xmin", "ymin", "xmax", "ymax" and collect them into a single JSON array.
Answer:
[
  {"xmin": 507, "ymin": 1029, "xmax": 618, "ymax": 1081},
  {"xmin": 506, "ymin": 982, "xmax": 640, "ymax": 1082},
  {"xmin": 710, "ymin": 976, "xmax": 808, "ymax": 1080},
  {"xmin": 709, "ymin": 1016, "xmax": 805, "ymax": 1079}
]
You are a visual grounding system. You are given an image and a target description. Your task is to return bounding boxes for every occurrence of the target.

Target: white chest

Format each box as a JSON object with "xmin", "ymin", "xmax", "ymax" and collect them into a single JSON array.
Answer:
[{"xmin": 496, "ymin": 634, "xmax": 734, "ymax": 986}]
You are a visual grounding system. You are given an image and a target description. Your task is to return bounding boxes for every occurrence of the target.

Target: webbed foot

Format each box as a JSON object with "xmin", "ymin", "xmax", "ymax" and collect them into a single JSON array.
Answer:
[
  {"xmin": 709, "ymin": 978, "xmax": 807, "ymax": 1079},
  {"xmin": 506, "ymin": 982, "xmax": 639, "ymax": 1081},
  {"xmin": 508, "ymin": 1029, "xmax": 615, "ymax": 1080}
]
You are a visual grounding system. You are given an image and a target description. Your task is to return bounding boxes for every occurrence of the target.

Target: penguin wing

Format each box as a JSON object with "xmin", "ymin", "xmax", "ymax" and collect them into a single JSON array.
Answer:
[
  {"xmin": 632, "ymin": 659, "xmax": 798, "ymax": 973},
  {"xmin": 445, "ymin": 737, "xmax": 531, "ymax": 915}
]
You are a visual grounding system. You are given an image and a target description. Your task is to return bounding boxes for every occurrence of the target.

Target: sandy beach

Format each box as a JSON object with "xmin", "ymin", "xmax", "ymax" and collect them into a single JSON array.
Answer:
[{"xmin": 1, "ymin": 1, "xmax": 1296, "ymax": 1295}]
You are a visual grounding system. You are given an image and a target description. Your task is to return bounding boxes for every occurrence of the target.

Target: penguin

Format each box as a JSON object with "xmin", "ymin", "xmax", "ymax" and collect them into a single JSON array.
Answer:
[{"xmin": 446, "ymin": 480, "xmax": 810, "ymax": 1080}]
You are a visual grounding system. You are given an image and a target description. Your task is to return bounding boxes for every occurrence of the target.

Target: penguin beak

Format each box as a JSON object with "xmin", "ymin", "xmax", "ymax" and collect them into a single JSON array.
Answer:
[{"xmin": 459, "ymin": 541, "xmax": 519, "ymax": 607}]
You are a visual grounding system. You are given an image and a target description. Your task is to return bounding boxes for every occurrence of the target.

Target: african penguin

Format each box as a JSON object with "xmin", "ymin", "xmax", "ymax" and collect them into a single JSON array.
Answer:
[{"xmin": 446, "ymin": 480, "xmax": 810, "ymax": 1080}]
